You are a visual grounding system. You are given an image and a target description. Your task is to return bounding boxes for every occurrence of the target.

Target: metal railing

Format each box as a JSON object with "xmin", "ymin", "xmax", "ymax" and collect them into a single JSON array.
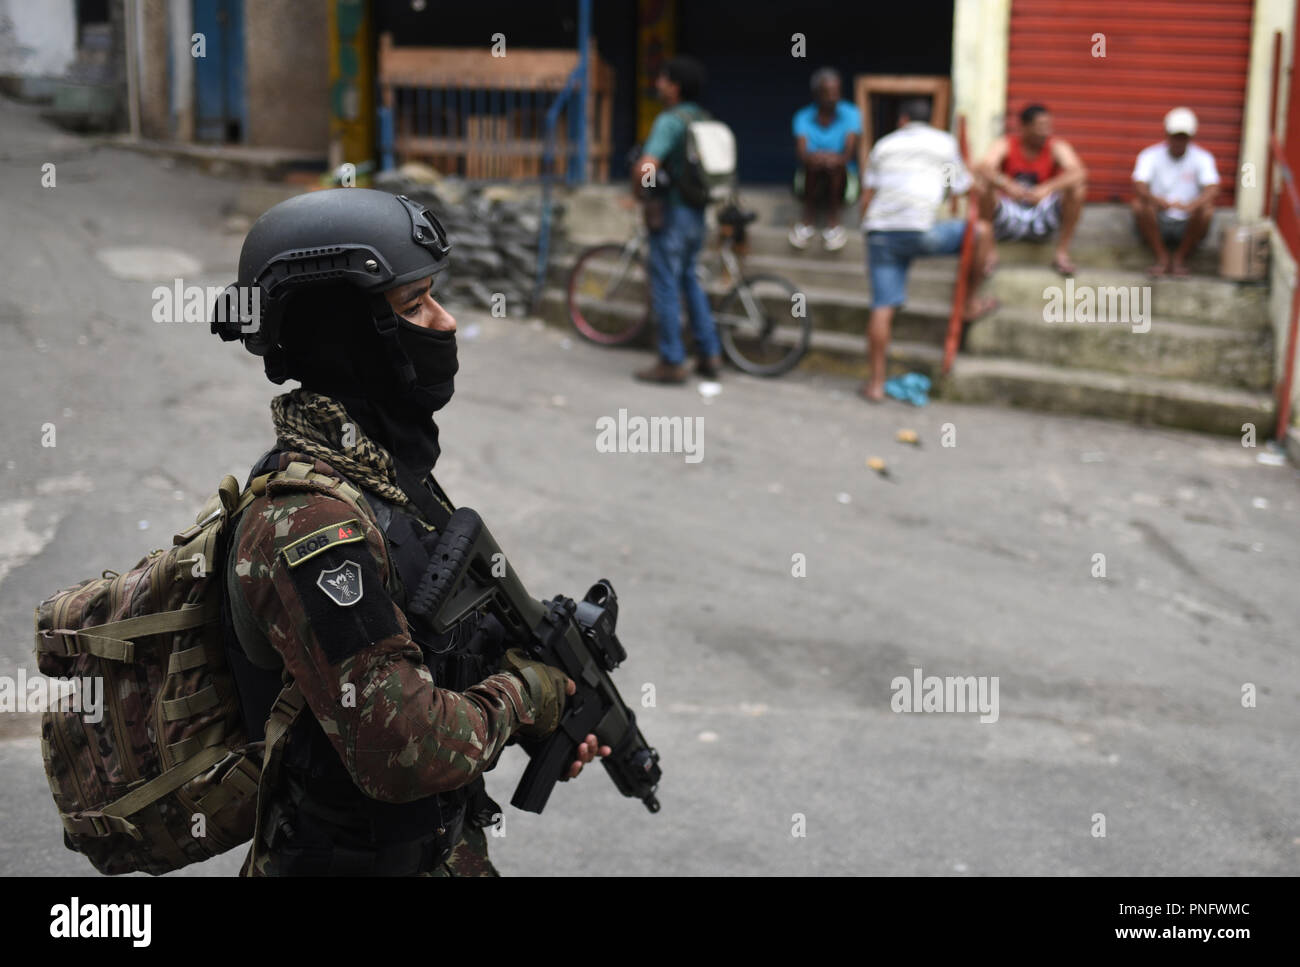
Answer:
[
  {"xmin": 532, "ymin": 0, "xmax": 592, "ymax": 313},
  {"xmin": 942, "ymin": 114, "xmax": 978, "ymax": 376},
  {"xmin": 1268, "ymin": 131, "xmax": 1300, "ymax": 440},
  {"xmin": 1267, "ymin": 28, "xmax": 1299, "ymax": 442}
]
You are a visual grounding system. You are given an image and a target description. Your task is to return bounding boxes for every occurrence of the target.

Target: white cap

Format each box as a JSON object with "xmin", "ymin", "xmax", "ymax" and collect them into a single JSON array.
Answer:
[{"xmin": 1164, "ymin": 107, "xmax": 1198, "ymax": 137}]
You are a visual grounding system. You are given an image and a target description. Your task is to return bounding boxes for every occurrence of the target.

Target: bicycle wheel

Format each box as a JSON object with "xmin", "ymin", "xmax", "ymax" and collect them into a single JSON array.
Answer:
[
  {"xmin": 716, "ymin": 273, "xmax": 812, "ymax": 376},
  {"xmin": 567, "ymin": 242, "xmax": 651, "ymax": 346}
]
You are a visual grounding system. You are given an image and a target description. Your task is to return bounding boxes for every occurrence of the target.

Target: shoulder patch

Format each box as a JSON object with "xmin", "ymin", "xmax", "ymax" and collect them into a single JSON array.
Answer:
[
  {"xmin": 281, "ymin": 519, "xmax": 365, "ymax": 569},
  {"xmin": 316, "ymin": 559, "xmax": 364, "ymax": 607},
  {"xmin": 287, "ymin": 545, "xmax": 401, "ymax": 665}
]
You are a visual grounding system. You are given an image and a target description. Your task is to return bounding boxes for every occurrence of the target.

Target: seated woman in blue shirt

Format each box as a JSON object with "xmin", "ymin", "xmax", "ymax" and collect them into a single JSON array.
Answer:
[{"xmin": 791, "ymin": 67, "xmax": 861, "ymax": 252}]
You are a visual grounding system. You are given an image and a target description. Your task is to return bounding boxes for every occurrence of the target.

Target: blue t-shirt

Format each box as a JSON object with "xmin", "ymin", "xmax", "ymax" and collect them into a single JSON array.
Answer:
[{"xmin": 792, "ymin": 101, "xmax": 861, "ymax": 156}]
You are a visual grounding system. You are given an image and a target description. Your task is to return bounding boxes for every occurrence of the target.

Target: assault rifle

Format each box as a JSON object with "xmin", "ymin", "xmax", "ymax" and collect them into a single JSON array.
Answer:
[{"xmin": 406, "ymin": 507, "xmax": 661, "ymax": 815}]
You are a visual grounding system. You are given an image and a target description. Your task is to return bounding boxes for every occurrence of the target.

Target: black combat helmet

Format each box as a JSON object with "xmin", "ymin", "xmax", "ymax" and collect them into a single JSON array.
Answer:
[{"xmin": 212, "ymin": 188, "xmax": 452, "ymax": 384}]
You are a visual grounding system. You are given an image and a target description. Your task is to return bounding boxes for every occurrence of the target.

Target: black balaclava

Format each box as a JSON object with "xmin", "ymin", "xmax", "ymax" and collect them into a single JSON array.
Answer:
[{"xmin": 278, "ymin": 284, "xmax": 457, "ymax": 479}]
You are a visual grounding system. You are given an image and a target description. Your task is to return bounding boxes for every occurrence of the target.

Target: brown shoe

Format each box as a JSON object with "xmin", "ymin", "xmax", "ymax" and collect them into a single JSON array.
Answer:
[
  {"xmin": 696, "ymin": 355, "xmax": 723, "ymax": 380},
  {"xmin": 634, "ymin": 359, "xmax": 690, "ymax": 384}
]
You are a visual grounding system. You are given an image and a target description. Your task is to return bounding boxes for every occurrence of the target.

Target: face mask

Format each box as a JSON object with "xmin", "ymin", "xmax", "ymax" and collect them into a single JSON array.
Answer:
[{"xmin": 394, "ymin": 317, "xmax": 458, "ymax": 412}]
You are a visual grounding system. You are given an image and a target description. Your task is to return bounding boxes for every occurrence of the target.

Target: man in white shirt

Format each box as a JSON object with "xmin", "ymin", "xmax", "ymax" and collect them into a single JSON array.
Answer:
[
  {"xmin": 1131, "ymin": 107, "xmax": 1220, "ymax": 277},
  {"xmin": 856, "ymin": 98, "xmax": 992, "ymax": 402}
]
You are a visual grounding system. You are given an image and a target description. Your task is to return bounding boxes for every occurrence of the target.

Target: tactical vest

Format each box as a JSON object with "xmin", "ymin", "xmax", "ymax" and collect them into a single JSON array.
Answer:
[{"xmin": 223, "ymin": 450, "xmax": 500, "ymax": 876}]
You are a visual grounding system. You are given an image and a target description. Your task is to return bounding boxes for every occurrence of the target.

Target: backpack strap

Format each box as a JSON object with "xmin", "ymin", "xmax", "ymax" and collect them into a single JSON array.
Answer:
[
  {"xmin": 390, "ymin": 456, "xmax": 453, "ymax": 530},
  {"xmin": 265, "ymin": 459, "xmax": 372, "ymax": 522},
  {"xmin": 38, "ymin": 600, "xmax": 220, "ymax": 664},
  {"xmin": 247, "ymin": 681, "xmax": 306, "ymax": 864},
  {"xmin": 59, "ymin": 730, "xmax": 236, "ymax": 843},
  {"xmin": 58, "ymin": 679, "xmax": 303, "ymax": 848}
]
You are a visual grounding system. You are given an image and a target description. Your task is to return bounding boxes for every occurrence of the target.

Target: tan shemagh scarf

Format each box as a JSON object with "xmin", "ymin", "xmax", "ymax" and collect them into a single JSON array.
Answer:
[{"xmin": 269, "ymin": 389, "xmax": 409, "ymax": 505}]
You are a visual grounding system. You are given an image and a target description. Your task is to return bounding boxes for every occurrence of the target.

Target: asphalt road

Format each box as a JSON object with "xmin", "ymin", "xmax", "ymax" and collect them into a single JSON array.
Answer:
[{"xmin": 1, "ymin": 96, "xmax": 1298, "ymax": 876}]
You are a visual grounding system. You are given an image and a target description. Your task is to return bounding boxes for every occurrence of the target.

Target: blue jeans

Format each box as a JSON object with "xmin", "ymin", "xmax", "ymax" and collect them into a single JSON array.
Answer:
[
  {"xmin": 648, "ymin": 203, "xmax": 720, "ymax": 364},
  {"xmin": 866, "ymin": 219, "xmax": 967, "ymax": 308}
]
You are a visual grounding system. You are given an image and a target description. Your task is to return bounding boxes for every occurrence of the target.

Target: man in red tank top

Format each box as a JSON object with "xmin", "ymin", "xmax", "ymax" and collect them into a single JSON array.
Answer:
[{"xmin": 975, "ymin": 104, "xmax": 1088, "ymax": 276}]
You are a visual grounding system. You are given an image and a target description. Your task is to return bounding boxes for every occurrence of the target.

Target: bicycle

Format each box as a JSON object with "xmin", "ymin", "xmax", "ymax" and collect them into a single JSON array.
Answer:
[{"xmin": 565, "ymin": 203, "xmax": 813, "ymax": 377}]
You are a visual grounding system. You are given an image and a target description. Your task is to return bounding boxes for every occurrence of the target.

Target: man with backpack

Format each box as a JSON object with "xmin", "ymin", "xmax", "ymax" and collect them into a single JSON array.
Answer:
[
  {"xmin": 631, "ymin": 55, "xmax": 731, "ymax": 383},
  {"xmin": 34, "ymin": 189, "xmax": 611, "ymax": 878},
  {"xmin": 221, "ymin": 190, "xmax": 614, "ymax": 875}
]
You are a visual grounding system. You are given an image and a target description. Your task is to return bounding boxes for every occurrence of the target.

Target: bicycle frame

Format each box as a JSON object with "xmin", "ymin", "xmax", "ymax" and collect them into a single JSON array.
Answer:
[
  {"xmin": 603, "ymin": 233, "xmax": 645, "ymax": 300},
  {"xmin": 716, "ymin": 239, "xmax": 765, "ymax": 337},
  {"xmin": 566, "ymin": 206, "xmax": 812, "ymax": 375}
]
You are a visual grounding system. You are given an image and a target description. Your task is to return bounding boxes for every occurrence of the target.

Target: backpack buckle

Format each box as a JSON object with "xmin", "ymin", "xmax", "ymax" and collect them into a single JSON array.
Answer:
[{"xmin": 173, "ymin": 524, "xmax": 203, "ymax": 546}]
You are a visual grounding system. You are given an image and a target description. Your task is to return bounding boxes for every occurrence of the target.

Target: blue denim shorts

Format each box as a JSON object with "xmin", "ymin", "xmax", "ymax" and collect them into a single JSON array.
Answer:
[{"xmin": 866, "ymin": 219, "xmax": 967, "ymax": 308}]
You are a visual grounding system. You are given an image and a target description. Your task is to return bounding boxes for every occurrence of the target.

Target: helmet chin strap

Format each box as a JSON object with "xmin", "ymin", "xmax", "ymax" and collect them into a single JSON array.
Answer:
[{"xmin": 368, "ymin": 293, "xmax": 421, "ymax": 399}]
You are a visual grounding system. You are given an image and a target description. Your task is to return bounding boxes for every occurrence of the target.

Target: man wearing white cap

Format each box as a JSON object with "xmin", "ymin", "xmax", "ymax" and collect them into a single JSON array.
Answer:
[{"xmin": 1131, "ymin": 107, "xmax": 1220, "ymax": 277}]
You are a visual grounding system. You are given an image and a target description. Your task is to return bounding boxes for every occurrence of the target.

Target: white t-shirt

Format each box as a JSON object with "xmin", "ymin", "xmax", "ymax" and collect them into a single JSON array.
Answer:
[
  {"xmin": 1131, "ymin": 142, "xmax": 1220, "ymax": 220},
  {"xmin": 862, "ymin": 122, "xmax": 972, "ymax": 232}
]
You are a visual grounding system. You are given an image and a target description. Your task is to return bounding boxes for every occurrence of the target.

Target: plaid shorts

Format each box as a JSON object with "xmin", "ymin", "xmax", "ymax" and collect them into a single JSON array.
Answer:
[{"xmin": 993, "ymin": 193, "xmax": 1062, "ymax": 241}]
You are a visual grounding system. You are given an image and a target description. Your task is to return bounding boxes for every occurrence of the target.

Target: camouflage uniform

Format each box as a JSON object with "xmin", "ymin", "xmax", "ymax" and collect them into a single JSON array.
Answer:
[{"xmin": 226, "ymin": 390, "xmax": 536, "ymax": 876}]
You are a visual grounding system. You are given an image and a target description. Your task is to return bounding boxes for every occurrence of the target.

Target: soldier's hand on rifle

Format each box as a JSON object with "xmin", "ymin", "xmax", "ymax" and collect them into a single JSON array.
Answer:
[
  {"xmin": 500, "ymin": 649, "xmax": 612, "ymax": 779},
  {"xmin": 566, "ymin": 730, "xmax": 612, "ymax": 780},
  {"xmin": 502, "ymin": 648, "xmax": 569, "ymax": 739}
]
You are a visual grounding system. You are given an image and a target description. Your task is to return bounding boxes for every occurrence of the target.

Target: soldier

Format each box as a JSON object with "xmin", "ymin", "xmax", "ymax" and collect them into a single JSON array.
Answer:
[{"xmin": 212, "ymin": 188, "xmax": 610, "ymax": 876}]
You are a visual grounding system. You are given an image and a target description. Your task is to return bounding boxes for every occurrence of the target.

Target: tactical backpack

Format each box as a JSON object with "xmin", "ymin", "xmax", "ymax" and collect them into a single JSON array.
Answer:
[
  {"xmin": 33, "ymin": 462, "xmax": 371, "ymax": 875},
  {"xmin": 671, "ymin": 106, "xmax": 737, "ymax": 208}
]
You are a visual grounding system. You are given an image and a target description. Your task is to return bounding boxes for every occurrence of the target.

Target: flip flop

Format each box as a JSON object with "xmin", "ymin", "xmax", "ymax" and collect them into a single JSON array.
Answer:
[
  {"xmin": 1052, "ymin": 254, "xmax": 1076, "ymax": 277},
  {"xmin": 1146, "ymin": 263, "xmax": 1169, "ymax": 278},
  {"xmin": 1170, "ymin": 263, "xmax": 1191, "ymax": 278},
  {"xmin": 962, "ymin": 296, "xmax": 999, "ymax": 323}
]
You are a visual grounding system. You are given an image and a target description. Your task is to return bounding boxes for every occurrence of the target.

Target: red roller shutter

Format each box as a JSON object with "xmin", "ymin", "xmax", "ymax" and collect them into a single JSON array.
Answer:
[
  {"xmin": 1006, "ymin": 0, "xmax": 1254, "ymax": 204},
  {"xmin": 1277, "ymin": 1, "xmax": 1300, "ymax": 256}
]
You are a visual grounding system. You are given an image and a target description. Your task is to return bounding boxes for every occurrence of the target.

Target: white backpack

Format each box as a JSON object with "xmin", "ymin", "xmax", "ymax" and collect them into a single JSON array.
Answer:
[{"xmin": 673, "ymin": 109, "xmax": 736, "ymax": 207}]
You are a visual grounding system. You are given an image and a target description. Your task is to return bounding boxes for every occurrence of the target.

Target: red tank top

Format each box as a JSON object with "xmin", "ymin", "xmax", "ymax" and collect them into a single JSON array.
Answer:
[{"xmin": 1002, "ymin": 135, "xmax": 1061, "ymax": 186}]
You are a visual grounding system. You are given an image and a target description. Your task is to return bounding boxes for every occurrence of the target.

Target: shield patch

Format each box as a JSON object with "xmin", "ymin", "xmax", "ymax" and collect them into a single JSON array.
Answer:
[{"xmin": 316, "ymin": 559, "xmax": 364, "ymax": 607}]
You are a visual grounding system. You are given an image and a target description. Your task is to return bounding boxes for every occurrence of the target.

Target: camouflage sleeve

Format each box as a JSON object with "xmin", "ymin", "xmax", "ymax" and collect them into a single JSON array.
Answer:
[{"xmin": 231, "ymin": 489, "xmax": 538, "ymax": 803}]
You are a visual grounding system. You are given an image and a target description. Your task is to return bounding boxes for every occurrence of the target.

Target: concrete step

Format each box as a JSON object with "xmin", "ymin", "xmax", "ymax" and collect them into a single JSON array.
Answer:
[
  {"xmin": 535, "ymin": 281, "xmax": 1272, "ymax": 436},
  {"xmin": 964, "ymin": 309, "xmax": 1274, "ymax": 391},
  {"xmin": 538, "ymin": 285, "xmax": 645, "ymax": 339},
  {"xmin": 739, "ymin": 251, "xmax": 957, "ymax": 304},
  {"xmin": 740, "ymin": 222, "xmax": 1225, "ymax": 275},
  {"xmin": 943, "ymin": 356, "xmax": 1275, "ymax": 436},
  {"xmin": 535, "ymin": 284, "xmax": 941, "ymax": 379},
  {"xmin": 551, "ymin": 244, "xmax": 1265, "ymax": 348},
  {"xmin": 103, "ymin": 136, "xmax": 326, "ymax": 181},
  {"xmin": 990, "ymin": 238, "xmax": 1221, "ymax": 277},
  {"xmin": 799, "ymin": 332, "xmax": 943, "ymax": 381},
  {"xmin": 988, "ymin": 265, "xmax": 1270, "ymax": 331},
  {"xmin": 548, "ymin": 248, "xmax": 953, "ymax": 343},
  {"xmin": 736, "ymin": 190, "xmax": 1231, "ymax": 249},
  {"xmin": 744, "ymin": 223, "xmax": 867, "ymax": 260},
  {"xmin": 562, "ymin": 187, "xmax": 1236, "ymax": 271}
]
